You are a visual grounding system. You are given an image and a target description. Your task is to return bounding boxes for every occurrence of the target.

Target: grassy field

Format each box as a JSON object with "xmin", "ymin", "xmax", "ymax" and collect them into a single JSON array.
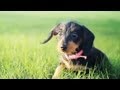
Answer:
[{"xmin": 0, "ymin": 11, "xmax": 120, "ymax": 79}]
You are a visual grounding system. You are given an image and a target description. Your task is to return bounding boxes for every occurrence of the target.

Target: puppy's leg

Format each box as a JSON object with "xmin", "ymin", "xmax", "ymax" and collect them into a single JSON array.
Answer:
[{"xmin": 52, "ymin": 63, "xmax": 65, "ymax": 79}]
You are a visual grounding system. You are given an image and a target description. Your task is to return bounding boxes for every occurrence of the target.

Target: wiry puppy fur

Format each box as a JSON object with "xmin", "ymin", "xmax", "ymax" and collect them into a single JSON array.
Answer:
[{"xmin": 42, "ymin": 21, "xmax": 111, "ymax": 79}]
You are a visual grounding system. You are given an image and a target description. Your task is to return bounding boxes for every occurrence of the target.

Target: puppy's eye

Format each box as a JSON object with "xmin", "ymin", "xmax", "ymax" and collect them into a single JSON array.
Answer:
[{"xmin": 71, "ymin": 33, "xmax": 78, "ymax": 39}]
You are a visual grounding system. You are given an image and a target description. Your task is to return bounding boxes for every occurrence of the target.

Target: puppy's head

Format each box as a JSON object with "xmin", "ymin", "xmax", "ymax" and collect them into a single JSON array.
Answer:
[{"xmin": 42, "ymin": 21, "xmax": 95, "ymax": 56}]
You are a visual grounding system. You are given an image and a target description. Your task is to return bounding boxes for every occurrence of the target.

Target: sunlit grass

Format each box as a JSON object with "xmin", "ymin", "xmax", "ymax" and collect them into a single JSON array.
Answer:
[{"xmin": 0, "ymin": 11, "xmax": 119, "ymax": 79}]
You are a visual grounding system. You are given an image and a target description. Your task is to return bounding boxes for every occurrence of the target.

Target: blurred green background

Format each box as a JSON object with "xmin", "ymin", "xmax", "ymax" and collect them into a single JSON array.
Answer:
[{"xmin": 0, "ymin": 11, "xmax": 119, "ymax": 79}]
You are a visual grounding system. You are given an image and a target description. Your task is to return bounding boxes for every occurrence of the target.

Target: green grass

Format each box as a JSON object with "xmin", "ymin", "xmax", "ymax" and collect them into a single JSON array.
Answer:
[{"xmin": 0, "ymin": 11, "xmax": 120, "ymax": 79}]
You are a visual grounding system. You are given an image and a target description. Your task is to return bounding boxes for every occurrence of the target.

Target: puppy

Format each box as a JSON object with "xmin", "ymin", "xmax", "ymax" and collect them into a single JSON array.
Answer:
[{"xmin": 42, "ymin": 21, "xmax": 111, "ymax": 79}]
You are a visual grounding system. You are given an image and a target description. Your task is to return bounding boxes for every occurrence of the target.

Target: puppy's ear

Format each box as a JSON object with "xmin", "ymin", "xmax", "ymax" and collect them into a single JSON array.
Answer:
[
  {"xmin": 41, "ymin": 23, "xmax": 65, "ymax": 44},
  {"xmin": 82, "ymin": 25, "xmax": 95, "ymax": 55}
]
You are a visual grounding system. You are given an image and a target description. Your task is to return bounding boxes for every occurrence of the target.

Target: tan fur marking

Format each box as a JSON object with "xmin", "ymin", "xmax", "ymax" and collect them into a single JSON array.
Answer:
[
  {"xmin": 66, "ymin": 41, "xmax": 79, "ymax": 55},
  {"xmin": 52, "ymin": 64, "xmax": 65, "ymax": 79},
  {"xmin": 61, "ymin": 58, "xmax": 89, "ymax": 71},
  {"xmin": 57, "ymin": 39, "xmax": 82, "ymax": 55}
]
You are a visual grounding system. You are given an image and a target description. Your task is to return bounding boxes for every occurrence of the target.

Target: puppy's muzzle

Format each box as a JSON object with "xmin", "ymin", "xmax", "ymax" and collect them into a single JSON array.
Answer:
[{"xmin": 61, "ymin": 44, "xmax": 67, "ymax": 51}]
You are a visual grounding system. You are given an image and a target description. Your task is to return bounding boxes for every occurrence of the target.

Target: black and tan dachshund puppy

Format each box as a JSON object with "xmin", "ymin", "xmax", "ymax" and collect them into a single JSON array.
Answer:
[{"xmin": 42, "ymin": 21, "xmax": 111, "ymax": 79}]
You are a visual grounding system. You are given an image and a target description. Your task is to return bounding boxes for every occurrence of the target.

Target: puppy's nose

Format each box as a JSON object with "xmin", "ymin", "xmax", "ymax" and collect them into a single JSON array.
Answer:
[{"xmin": 61, "ymin": 45, "xmax": 67, "ymax": 51}]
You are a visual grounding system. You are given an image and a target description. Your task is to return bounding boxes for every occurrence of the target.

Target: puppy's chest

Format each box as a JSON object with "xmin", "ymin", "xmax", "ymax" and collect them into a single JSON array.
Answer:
[{"xmin": 61, "ymin": 56, "xmax": 88, "ymax": 71}]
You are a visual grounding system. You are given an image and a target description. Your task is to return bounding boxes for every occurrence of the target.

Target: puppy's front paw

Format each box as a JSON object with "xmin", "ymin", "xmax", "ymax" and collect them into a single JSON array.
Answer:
[{"xmin": 52, "ymin": 76, "xmax": 60, "ymax": 79}]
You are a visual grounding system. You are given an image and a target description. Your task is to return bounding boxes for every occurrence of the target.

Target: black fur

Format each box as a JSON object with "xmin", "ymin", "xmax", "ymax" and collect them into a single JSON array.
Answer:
[{"xmin": 42, "ymin": 21, "xmax": 112, "ymax": 77}]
